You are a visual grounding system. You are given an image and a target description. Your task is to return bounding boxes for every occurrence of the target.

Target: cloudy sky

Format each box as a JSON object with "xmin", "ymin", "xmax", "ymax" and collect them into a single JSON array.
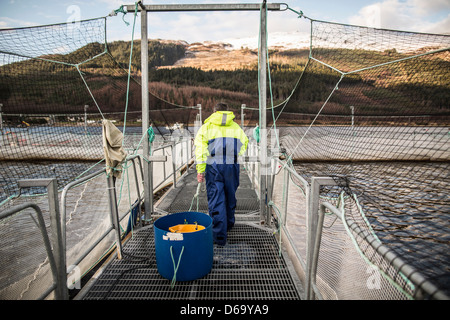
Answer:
[{"xmin": 1, "ymin": 0, "xmax": 449, "ymax": 43}]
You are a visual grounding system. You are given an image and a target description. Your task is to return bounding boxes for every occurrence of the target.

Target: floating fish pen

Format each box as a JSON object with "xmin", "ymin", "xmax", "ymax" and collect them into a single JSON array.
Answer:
[{"xmin": 0, "ymin": 1, "xmax": 449, "ymax": 306}]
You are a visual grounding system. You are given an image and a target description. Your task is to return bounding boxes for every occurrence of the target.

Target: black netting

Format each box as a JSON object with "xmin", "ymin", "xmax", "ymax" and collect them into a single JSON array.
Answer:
[{"xmin": 0, "ymin": 17, "xmax": 196, "ymax": 202}]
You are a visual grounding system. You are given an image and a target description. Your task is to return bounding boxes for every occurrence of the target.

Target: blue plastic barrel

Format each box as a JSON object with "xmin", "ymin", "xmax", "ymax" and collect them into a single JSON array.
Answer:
[{"xmin": 154, "ymin": 211, "xmax": 213, "ymax": 282}]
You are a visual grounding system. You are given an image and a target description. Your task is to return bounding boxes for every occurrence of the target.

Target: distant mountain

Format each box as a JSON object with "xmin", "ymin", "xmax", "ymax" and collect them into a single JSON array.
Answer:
[
  {"xmin": 222, "ymin": 31, "xmax": 311, "ymax": 50},
  {"xmin": 1, "ymin": 36, "xmax": 448, "ymax": 125},
  {"xmin": 107, "ymin": 39, "xmax": 187, "ymax": 71},
  {"xmin": 159, "ymin": 31, "xmax": 310, "ymax": 71}
]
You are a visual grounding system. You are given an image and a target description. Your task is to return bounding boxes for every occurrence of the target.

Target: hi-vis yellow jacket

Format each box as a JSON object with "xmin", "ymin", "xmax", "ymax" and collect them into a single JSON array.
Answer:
[{"xmin": 194, "ymin": 111, "xmax": 248, "ymax": 174}]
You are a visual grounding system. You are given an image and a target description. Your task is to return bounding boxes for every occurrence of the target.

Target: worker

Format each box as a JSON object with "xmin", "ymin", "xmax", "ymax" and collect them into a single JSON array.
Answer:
[{"xmin": 194, "ymin": 102, "xmax": 248, "ymax": 246}]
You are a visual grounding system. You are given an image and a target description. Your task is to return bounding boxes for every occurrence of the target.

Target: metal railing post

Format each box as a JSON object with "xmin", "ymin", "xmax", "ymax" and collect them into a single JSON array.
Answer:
[
  {"xmin": 259, "ymin": 1, "xmax": 268, "ymax": 225},
  {"xmin": 0, "ymin": 202, "xmax": 60, "ymax": 300},
  {"xmin": 144, "ymin": 154, "xmax": 168, "ymax": 219},
  {"xmin": 241, "ymin": 104, "xmax": 246, "ymax": 128},
  {"xmin": 106, "ymin": 175, "xmax": 123, "ymax": 260},
  {"xmin": 282, "ymin": 167, "xmax": 290, "ymax": 226},
  {"xmin": 140, "ymin": 0, "xmax": 152, "ymax": 221},
  {"xmin": 18, "ymin": 178, "xmax": 68, "ymax": 300},
  {"xmin": 306, "ymin": 177, "xmax": 337, "ymax": 300},
  {"xmin": 171, "ymin": 142, "xmax": 177, "ymax": 188},
  {"xmin": 197, "ymin": 103, "xmax": 202, "ymax": 125},
  {"xmin": 0, "ymin": 103, "xmax": 3, "ymax": 133}
]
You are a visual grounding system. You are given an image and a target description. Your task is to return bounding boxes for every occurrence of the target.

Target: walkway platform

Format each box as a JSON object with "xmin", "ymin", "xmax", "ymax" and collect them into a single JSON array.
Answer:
[{"xmin": 78, "ymin": 166, "xmax": 302, "ymax": 300}]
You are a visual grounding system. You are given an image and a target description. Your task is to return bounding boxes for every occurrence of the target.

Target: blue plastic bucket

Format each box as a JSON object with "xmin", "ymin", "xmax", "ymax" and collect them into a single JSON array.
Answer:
[{"xmin": 154, "ymin": 211, "xmax": 213, "ymax": 282}]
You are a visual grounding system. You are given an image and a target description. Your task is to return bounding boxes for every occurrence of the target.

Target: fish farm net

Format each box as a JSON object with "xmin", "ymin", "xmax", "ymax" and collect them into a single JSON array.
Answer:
[
  {"xmin": 0, "ymin": 17, "xmax": 196, "ymax": 202},
  {"xmin": 262, "ymin": 19, "xmax": 449, "ymax": 298},
  {"xmin": 0, "ymin": 7, "xmax": 449, "ymax": 300}
]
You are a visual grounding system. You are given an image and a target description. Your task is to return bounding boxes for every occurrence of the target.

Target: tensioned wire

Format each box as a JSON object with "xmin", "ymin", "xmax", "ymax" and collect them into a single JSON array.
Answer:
[
  {"xmin": 3, "ymin": 3, "xmax": 446, "ymax": 298},
  {"xmin": 265, "ymin": 9, "xmax": 450, "ymax": 170},
  {"xmin": 254, "ymin": 6, "xmax": 447, "ymax": 298},
  {"xmin": 253, "ymin": 4, "xmax": 316, "ymax": 155},
  {"xmin": 0, "ymin": 18, "xmax": 109, "ymax": 120},
  {"xmin": 257, "ymin": 2, "xmax": 281, "ymax": 150},
  {"xmin": 1, "ymin": 6, "xmax": 198, "ymax": 141},
  {"xmin": 96, "ymin": 9, "xmax": 192, "ymax": 272},
  {"xmin": 121, "ymin": 2, "xmax": 139, "ymax": 142},
  {"xmin": 0, "ymin": 7, "xmax": 175, "ymax": 226},
  {"xmin": 249, "ymin": 6, "xmax": 450, "ymax": 168}
]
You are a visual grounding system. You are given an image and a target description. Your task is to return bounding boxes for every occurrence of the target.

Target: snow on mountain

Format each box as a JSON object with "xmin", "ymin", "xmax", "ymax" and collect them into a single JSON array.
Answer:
[
  {"xmin": 161, "ymin": 32, "xmax": 311, "ymax": 71},
  {"xmin": 220, "ymin": 31, "xmax": 310, "ymax": 50},
  {"xmin": 217, "ymin": 28, "xmax": 447, "ymax": 53}
]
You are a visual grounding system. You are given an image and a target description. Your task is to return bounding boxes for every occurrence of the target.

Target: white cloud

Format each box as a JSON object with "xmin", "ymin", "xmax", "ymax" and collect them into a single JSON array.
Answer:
[
  {"xmin": 104, "ymin": 0, "xmax": 449, "ymax": 44},
  {"xmin": 101, "ymin": 1, "xmax": 311, "ymax": 44},
  {"xmin": 151, "ymin": 11, "xmax": 260, "ymax": 42},
  {"xmin": 0, "ymin": 16, "xmax": 36, "ymax": 29},
  {"xmin": 424, "ymin": 13, "xmax": 450, "ymax": 34},
  {"xmin": 349, "ymin": 0, "xmax": 450, "ymax": 34},
  {"xmin": 409, "ymin": 0, "xmax": 450, "ymax": 16}
]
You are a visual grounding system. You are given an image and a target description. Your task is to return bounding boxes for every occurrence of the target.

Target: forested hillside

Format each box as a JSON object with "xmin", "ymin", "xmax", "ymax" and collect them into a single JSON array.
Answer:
[{"xmin": 1, "ymin": 39, "xmax": 448, "ymax": 125}]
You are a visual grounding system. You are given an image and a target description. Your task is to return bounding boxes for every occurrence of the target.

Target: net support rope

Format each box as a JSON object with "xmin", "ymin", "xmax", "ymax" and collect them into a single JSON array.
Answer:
[
  {"xmin": 253, "ymin": 6, "xmax": 450, "ymax": 172},
  {"xmin": 1, "ymin": 2, "xmax": 448, "ymax": 299},
  {"xmin": 0, "ymin": 25, "xmax": 109, "ymax": 119},
  {"xmin": 253, "ymin": 5, "xmax": 449, "ymax": 299}
]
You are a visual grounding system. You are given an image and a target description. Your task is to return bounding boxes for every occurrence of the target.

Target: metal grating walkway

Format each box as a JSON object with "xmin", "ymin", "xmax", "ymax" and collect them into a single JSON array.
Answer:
[
  {"xmin": 80, "ymin": 166, "xmax": 302, "ymax": 300},
  {"xmin": 82, "ymin": 224, "xmax": 301, "ymax": 300},
  {"xmin": 155, "ymin": 167, "xmax": 260, "ymax": 215}
]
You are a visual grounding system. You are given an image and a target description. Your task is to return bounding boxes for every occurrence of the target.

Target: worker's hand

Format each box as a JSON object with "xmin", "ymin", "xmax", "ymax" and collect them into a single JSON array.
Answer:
[{"xmin": 197, "ymin": 173, "xmax": 205, "ymax": 183}]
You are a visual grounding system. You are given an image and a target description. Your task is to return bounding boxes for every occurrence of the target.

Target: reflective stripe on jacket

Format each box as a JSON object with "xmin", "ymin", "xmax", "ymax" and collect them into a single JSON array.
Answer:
[{"xmin": 194, "ymin": 111, "xmax": 248, "ymax": 174}]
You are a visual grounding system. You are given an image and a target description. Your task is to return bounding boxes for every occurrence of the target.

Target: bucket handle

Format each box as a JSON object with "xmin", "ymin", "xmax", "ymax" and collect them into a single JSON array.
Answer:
[{"xmin": 170, "ymin": 245, "xmax": 184, "ymax": 288}]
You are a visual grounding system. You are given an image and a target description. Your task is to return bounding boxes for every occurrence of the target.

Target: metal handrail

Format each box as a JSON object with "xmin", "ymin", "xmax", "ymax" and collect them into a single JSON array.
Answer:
[
  {"xmin": 152, "ymin": 138, "xmax": 193, "ymax": 190},
  {"xmin": 263, "ymin": 151, "xmax": 449, "ymax": 300},
  {"xmin": 61, "ymin": 153, "xmax": 143, "ymax": 275},
  {"xmin": 309, "ymin": 201, "xmax": 450, "ymax": 300},
  {"xmin": 61, "ymin": 140, "xmax": 192, "ymax": 279},
  {"xmin": 0, "ymin": 202, "xmax": 60, "ymax": 300}
]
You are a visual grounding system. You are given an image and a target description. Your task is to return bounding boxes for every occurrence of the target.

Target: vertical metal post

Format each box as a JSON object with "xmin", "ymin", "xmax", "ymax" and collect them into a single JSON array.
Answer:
[
  {"xmin": 84, "ymin": 105, "xmax": 88, "ymax": 136},
  {"xmin": 350, "ymin": 105, "xmax": 354, "ymax": 127},
  {"xmin": 130, "ymin": 157, "xmax": 143, "ymax": 226},
  {"xmin": 0, "ymin": 103, "xmax": 3, "ymax": 148},
  {"xmin": 350, "ymin": 105, "xmax": 355, "ymax": 158},
  {"xmin": 140, "ymin": 1, "xmax": 152, "ymax": 220},
  {"xmin": 306, "ymin": 177, "xmax": 337, "ymax": 299},
  {"xmin": 18, "ymin": 178, "xmax": 68, "ymax": 300},
  {"xmin": 282, "ymin": 167, "xmax": 289, "ymax": 226},
  {"xmin": 171, "ymin": 142, "xmax": 177, "ymax": 188},
  {"xmin": 0, "ymin": 103, "xmax": 3, "ymax": 133},
  {"xmin": 306, "ymin": 177, "xmax": 320, "ymax": 299},
  {"xmin": 107, "ymin": 175, "xmax": 123, "ymax": 260},
  {"xmin": 241, "ymin": 104, "xmax": 246, "ymax": 128},
  {"xmin": 185, "ymin": 139, "xmax": 189, "ymax": 169},
  {"xmin": 259, "ymin": 1, "xmax": 268, "ymax": 224},
  {"xmin": 197, "ymin": 103, "xmax": 202, "ymax": 125},
  {"xmin": 46, "ymin": 179, "xmax": 68, "ymax": 300}
]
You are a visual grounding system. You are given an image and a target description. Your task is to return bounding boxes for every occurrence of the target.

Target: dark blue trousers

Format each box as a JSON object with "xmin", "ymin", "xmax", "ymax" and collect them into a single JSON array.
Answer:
[{"xmin": 205, "ymin": 162, "xmax": 240, "ymax": 245}]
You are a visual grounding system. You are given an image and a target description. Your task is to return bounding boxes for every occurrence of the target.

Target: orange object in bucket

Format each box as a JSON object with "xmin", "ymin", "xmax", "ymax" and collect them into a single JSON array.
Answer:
[{"xmin": 169, "ymin": 223, "xmax": 205, "ymax": 233}]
